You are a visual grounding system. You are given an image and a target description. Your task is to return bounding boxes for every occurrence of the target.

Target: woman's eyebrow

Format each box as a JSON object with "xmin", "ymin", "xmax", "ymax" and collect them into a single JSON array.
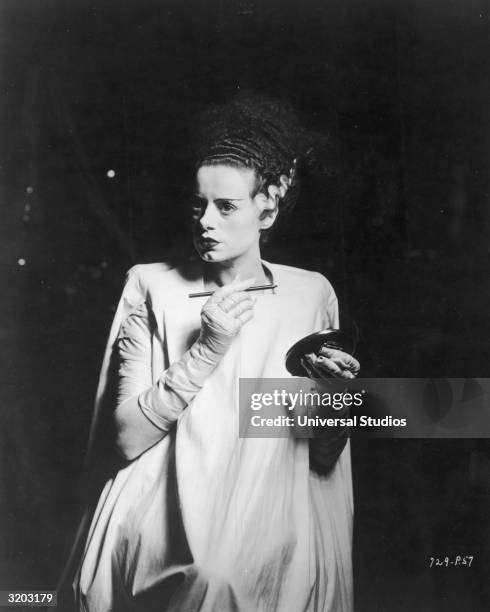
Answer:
[{"xmin": 194, "ymin": 195, "xmax": 244, "ymax": 201}]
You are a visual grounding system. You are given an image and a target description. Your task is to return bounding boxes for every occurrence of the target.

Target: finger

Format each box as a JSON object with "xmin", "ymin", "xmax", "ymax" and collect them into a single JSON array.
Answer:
[
  {"xmin": 302, "ymin": 357, "xmax": 327, "ymax": 379},
  {"xmin": 300, "ymin": 358, "xmax": 318, "ymax": 379},
  {"xmin": 201, "ymin": 302, "xmax": 237, "ymax": 331},
  {"xmin": 335, "ymin": 357, "xmax": 359, "ymax": 375},
  {"xmin": 209, "ymin": 277, "xmax": 256, "ymax": 304},
  {"xmin": 311, "ymin": 353, "xmax": 353, "ymax": 379},
  {"xmin": 220, "ymin": 290, "xmax": 254, "ymax": 312},
  {"xmin": 316, "ymin": 356, "xmax": 355, "ymax": 379},
  {"xmin": 219, "ymin": 295, "xmax": 239, "ymax": 313},
  {"xmin": 319, "ymin": 347, "xmax": 349, "ymax": 361},
  {"xmin": 347, "ymin": 360, "xmax": 360, "ymax": 375},
  {"xmin": 228, "ymin": 297, "xmax": 255, "ymax": 318},
  {"xmin": 312, "ymin": 354, "xmax": 343, "ymax": 377},
  {"xmin": 319, "ymin": 347, "xmax": 355, "ymax": 366},
  {"xmin": 319, "ymin": 348, "xmax": 360, "ymax": 373},
  {"xmin": 323, "ymin": 355, "xmax": 354, "ymax": 371},
  {"xmin": 235, "ymin": 308, "xmax": 254, "ymax": 326}
]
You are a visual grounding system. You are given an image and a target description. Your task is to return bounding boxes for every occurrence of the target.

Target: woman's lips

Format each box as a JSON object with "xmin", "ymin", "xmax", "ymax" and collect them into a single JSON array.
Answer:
[{"xmin": 197, "ymin": 237, "xmax": 219, "ymax": 249}]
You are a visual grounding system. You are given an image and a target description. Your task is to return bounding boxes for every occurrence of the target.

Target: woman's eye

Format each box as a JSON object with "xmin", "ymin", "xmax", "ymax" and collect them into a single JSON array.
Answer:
[{"xmin": 218, "ymin": 201, "xmax": 236, "ymax": 214}]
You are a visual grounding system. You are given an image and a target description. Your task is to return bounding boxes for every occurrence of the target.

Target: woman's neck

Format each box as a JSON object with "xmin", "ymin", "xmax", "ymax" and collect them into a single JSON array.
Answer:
[{"xmin": 202, "ymin": 257, "xmax": 269, "ymax": 289}]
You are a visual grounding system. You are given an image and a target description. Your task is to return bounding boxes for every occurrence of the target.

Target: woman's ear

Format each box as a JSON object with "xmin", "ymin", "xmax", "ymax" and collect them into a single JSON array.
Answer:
[
  {"xmin": 254, "ymin": 174, "xmax": 290, "ymax": 230},
  {"xmin": 278, "ymin": 174, "xmax": 290, "ymax": 197},
  {"xmin": 255, "ymin": 189, "xmax": 280, "ymax": 230}
]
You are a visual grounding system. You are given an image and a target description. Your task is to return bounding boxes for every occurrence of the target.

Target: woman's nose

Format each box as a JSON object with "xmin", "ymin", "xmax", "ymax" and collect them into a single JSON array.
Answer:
[{"xmin": 199, "ymin": 202, "xmax": 217, "ymax": 229}]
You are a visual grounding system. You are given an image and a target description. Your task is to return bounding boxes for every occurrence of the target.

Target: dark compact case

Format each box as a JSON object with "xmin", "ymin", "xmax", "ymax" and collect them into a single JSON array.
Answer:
[{"xmin": 285, "ymin": 329, "xmax": 356, "ymax": 377}]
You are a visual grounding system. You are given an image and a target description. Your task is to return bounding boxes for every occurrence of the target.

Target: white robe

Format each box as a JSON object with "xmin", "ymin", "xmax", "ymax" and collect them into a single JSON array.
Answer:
[{"xmin": 73, "ymin": 261, "xmax": 353, "ymax": 612}]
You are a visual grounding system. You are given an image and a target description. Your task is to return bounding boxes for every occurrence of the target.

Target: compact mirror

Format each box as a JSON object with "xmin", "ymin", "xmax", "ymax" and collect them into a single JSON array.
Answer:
[{"xmin": 285, "ymin": 329, "xmax": 356, "ymax": 377}]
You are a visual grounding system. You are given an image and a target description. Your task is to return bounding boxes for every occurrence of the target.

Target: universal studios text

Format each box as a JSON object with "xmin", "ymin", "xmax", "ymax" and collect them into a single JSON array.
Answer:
[{"xmin": 239, "ymin": 380, "xmax": 409, "ymax": 438}]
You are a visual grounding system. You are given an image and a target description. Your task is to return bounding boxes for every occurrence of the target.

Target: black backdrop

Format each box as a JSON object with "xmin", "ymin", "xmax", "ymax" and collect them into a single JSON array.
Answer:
[{"xmin": 1, "ymin": 1, "xmax": 490, "ymax": 610}]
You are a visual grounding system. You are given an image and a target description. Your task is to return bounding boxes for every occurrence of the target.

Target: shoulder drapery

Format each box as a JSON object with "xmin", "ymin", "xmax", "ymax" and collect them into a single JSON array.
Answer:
[
  {"xmin": 58, "ymin": 263, "xmax": 172, "ymax": 597},
  {"xmin": 85, "ymin": 265, "xmax": 150, "ymax": 470}
]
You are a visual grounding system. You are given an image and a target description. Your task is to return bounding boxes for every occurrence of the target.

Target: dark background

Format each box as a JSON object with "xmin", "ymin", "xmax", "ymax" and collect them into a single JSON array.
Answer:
[{"xmin": 1, "ymin": 0, "xmax": 490, "ymax": 610}]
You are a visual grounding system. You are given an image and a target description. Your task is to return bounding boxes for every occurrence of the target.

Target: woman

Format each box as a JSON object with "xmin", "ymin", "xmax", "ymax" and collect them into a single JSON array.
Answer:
[{"xmin": 72, "ymin": 96, "xmax": 359, "ymax": 611}]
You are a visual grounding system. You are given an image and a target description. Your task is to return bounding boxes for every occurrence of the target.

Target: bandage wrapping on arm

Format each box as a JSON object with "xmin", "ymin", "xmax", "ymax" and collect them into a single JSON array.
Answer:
[
  {"xmin": 308, "ymin": 277, "xmax": 347, "ymax": 475},
  {"xmin": 138, "ymin": 303, "xmax": 237, "ymax": 430},
  {"xmin": 309, "ymin": 426, "xmax": 349, "ymax": 476},
  {"xmin": 309, "ymin": 391, "xmax": 349, "ymax": 476}
]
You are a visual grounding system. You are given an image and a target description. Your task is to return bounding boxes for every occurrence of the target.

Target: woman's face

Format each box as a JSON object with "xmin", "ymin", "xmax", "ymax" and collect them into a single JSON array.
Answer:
[{"xmin": 192, "ymin": 164, "xmax": 267, "ymax": 265}]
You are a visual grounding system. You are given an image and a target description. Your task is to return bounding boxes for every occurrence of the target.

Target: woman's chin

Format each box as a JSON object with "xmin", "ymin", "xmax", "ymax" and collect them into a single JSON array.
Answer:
[{"xmin": 197, "ymin": 249, "xmax": 226, "ymax": 263}]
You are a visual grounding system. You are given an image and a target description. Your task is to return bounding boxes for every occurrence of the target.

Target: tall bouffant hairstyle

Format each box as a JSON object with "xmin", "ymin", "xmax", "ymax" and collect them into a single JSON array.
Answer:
[{"xmin": 191, "ymin": 93, "xmax": 338, "ymax": 236}]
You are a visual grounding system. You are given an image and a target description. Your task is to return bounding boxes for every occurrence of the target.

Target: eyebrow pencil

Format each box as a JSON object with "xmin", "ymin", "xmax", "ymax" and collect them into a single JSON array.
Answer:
[{"xmin": 188, "ymin": 284, "xmax": 277, "ymax": 298}]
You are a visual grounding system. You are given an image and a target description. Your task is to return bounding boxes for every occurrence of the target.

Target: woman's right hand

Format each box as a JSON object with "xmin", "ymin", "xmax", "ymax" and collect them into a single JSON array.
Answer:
[{"xmin": 199, "ymin": 277, "xmax": 256, "ymax": 356}]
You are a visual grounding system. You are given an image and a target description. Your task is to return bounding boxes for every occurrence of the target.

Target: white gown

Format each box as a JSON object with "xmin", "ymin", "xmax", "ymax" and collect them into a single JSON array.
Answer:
[{"xmin": 73, "ymin": 261, "xmax": 353, "ymax": 612}]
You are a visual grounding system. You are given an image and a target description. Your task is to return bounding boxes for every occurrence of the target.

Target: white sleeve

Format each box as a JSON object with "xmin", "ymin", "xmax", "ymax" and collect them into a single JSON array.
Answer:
[
  {"xmin": 115, "ymin": 302, "xmax": 187, "ymax": 432},
  {"xmin": 116, "ymin": 302, "xmax": 153, "ymax": 407},
  {"xmin": 319, "ymin": 274, "xmax": 339, "ymax": 329}
]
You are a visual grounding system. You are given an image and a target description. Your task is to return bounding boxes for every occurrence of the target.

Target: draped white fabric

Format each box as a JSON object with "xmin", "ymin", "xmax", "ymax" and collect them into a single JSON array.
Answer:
[{"xmin": 74, "ymin": 262, "xmax": 353, "ymax": 612}]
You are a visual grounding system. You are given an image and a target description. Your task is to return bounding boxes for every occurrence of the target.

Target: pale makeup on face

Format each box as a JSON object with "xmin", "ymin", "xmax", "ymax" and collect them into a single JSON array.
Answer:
[{"xmin": 191, "ymin": 165, "xmax": 271, "ymax": 271}]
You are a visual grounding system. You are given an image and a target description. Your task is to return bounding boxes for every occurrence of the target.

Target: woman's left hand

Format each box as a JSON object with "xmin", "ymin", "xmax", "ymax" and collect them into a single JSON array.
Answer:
[{"xmin": 301, "ymin": 347, "xmax": 360, "ymax": 380}]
